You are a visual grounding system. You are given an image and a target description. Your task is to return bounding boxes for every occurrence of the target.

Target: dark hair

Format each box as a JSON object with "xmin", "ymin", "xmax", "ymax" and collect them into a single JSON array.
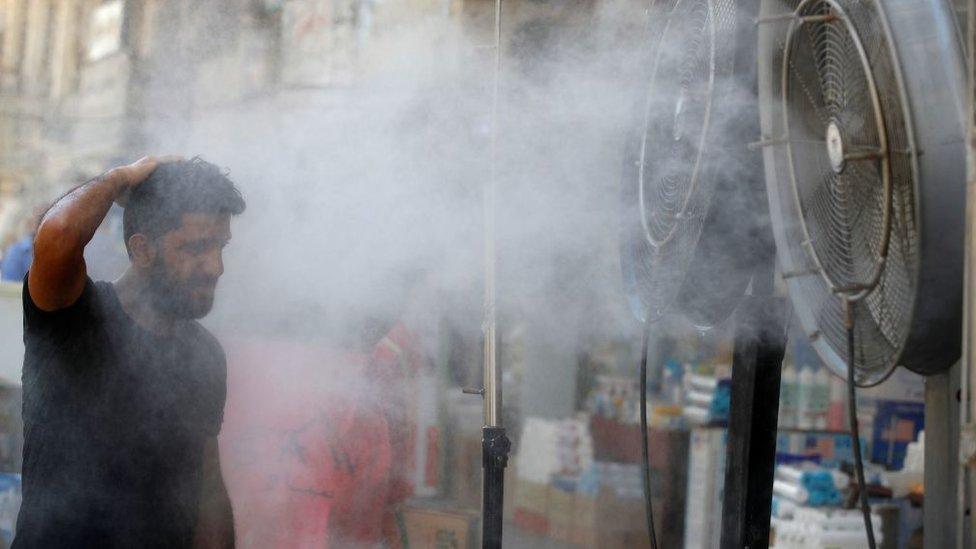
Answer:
[{"xmin": 122, "ymin": 157, "xmax": 245, "ymax": 256}]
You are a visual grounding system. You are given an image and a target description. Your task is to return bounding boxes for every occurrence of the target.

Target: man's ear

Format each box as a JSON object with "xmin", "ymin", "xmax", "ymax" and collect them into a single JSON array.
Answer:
[{"xmin": 127, "ymin": 234, "xmax": 157, "ymax": 268}]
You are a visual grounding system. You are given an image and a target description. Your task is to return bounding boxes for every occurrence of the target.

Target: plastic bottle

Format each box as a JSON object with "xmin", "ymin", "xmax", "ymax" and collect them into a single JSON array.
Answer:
[
  {"xmin": 827, "ymin": 373, "xmax": 847, "ymax": 431},
  {"xmin": 661, "ymin": 358, "xmax": 684, "ymax": 406},
  {"xmin": 779, "ymin": 360, "xmax": 798, "ymax": 429},
  {"xmin": 796, "ymin": 365, "xmax": 814, "ymax": 429},
  {"xmin": 811, "ymin": 366, "xmax": 830, "ymax": 429}
]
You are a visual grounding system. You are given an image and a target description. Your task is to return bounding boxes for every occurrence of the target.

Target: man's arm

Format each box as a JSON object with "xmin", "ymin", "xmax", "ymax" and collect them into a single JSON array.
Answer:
[
  {"xmin": 28, "ymin": 156, "xmax": 172, "ymax": 311},
  {"xmin": 194, "ymin": 437, "xmax": 235, "ymax": 549}
]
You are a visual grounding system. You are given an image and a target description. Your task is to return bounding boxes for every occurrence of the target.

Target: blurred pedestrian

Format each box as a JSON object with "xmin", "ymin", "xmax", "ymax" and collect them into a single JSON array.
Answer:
[{"xmin": 0, "ymin": 207, "xmax": 42, "ymax": 282}]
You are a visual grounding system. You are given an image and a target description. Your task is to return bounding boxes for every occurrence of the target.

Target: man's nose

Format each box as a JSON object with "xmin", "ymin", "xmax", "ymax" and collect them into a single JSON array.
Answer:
[{"xmin": 201, "ymin": 251, "xmax": 224, "ymax": 279}]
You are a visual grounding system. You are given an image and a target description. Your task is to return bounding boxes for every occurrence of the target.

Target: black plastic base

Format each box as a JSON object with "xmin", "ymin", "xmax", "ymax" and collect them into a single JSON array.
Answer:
[
  {"xmin": 482, "ymin": 426, "xmax": 511, "ymax": 549},
  {"xmin": 719, "ymin": 297, "xmax": 788, "ymax": 549}
]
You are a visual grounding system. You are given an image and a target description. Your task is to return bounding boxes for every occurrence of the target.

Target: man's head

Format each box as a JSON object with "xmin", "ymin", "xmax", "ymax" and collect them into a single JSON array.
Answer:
[{"xmin": 123, "ymin": 157, "xmax": 245, "ymax": 320}]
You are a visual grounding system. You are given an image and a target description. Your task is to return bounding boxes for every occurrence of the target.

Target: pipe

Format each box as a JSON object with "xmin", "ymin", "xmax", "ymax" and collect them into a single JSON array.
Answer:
[
  {"xmin": 963, "ymin": 2, "xmax": 976, "ymax": 547},
  {"xmin": 483, "ymin": 0, "xmax": 502, "ymax": 430}
]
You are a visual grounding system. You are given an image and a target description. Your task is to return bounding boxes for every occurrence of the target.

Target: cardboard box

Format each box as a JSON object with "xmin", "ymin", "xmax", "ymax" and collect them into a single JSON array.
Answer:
[
  {"xmin": 587, "ymin": 418, "xmax": 689, "ymax": 546},
  {"xmin": 572, "ymin": 492, "xmax": 597, "ymax": 546},
  {"xmin": 509, "ymin": 474, "xmax": 551, "ymax": 536},
  {"xmin": 449, "ymin": 432, "xmax": 483, "ymax": 508},
  {"xmin": 402, "ymin": 505, "xmax": 479, "ymax": 549},
  {"xmin": 547, "ymin": 484, "xmax": 575, "ymax": 543},
  {"xmin": 513, "ymin": 478, "xmax": 549, "ymax": 516},
  {"xmin": 513, "ymin": 508, "xmax": 549, "ymax": 536},
  {"xmin": 571, "ymin": 489, "xmax": 655, "ymax": 549},
  {"xmin": 870, "ymin": 400, "xmax": 924, "ymax": 470},
  {"xmin": 590, "ymin": 416, "xmax": 685, "ymax": 467}
]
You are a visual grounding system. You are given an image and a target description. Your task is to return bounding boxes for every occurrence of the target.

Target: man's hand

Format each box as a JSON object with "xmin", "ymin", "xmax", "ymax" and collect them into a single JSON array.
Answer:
[{"xmin": 112, "ymin": 155, "xmax": 183, "ymax": 207}]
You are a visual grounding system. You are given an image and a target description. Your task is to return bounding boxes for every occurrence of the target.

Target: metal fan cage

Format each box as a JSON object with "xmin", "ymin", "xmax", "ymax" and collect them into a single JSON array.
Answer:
[
  {"xmin": 759, "ymin": 0, "xmax": 966, "ymax": 384},
  {"xmin": 622, "ymin": 0, "xmax": 738, "ymax": 323}
]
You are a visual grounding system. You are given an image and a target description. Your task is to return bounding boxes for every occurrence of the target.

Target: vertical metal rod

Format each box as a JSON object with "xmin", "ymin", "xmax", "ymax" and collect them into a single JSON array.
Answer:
[
  {"xmin": 923, "ymin": 364, "xmax": 960, "ymax": 549},
  {"xmin": 483, "ymin": 0, "xmax": 502, "ymax": 430},
  {"xmin": 480, "ymin": 3, "xmax": 511, "ymax": 548},
  {"xmin": 963, "ymin": 2, "xmax": 976, "ymax": 547},
  {"xmin": 962, "ymin": 127, "xmax": 976, "ymax": 549}
]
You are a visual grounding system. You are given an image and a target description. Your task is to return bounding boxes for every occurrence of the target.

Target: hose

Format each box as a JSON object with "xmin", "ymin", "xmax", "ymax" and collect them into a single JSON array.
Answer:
[
  {"xmin": 639, "ymin": 318, "xmax": 659, "ymax": 549},
  {"xmin": 845, "ymin": 301, "xmax": 876, "ymax": 549}
]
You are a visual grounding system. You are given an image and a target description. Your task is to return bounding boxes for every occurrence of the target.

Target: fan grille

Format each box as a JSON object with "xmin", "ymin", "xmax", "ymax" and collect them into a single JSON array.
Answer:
[
  {"xmin": 624, "ymin": 0, "xmax": 737, "ymax": 322},
  {"xmin": 768, "ymin": 0, "xmax": 918, "ymax": 384}
]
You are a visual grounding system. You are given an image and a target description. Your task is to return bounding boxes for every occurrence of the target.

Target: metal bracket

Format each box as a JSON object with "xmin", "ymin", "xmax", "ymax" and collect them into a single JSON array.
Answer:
[
  {"xmin": 755, "ymin": 13, "xmax": 797, "ymax": 26},
  {"xmin": 748, "ymin": 136, "xmax": 788, "ymax": 151},
  {"xmin": 781, "ymin": 268, "xmax": 820, "ymax": 279},
  {"xmin": 755, "ymin": 12, "xmax": 837, "ymax": 26}
]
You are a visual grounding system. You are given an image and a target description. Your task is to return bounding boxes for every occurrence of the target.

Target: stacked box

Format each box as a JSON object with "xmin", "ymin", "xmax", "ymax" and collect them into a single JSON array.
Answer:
[
  {"xmin": 547, "ymin": 482, "xmax": 575, "ymax": 543},
  {"xmin": 572, "ymin": 492, "xmax": 598, "ymax": 546},
  {"xmin": 512, "ymin": 478, "xmax": 549, "ymax": 535},
  {"xmin": 869, "ymin": 401, "xmax": 924, "ymax": 470},
  {"xmin": 571, "ymin": 489, "xmax": 655, "ymax": 548},
  {"xmin": 776, "ymin": 431, "xmax": 862, "ymax": 468},
  {"xmin": 402, "ymin": 504, "xmax": 479, "ymax": 549},
  {"xmin": 584, "ymin": 422, "xmax": 689, "ymax": 547},
  {"xmin": 684, "ymin": 428, "xmax": 726, "ymax": 549}
]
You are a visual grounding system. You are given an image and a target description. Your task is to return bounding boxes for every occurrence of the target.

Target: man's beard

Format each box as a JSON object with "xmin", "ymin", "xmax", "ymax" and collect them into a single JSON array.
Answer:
[{"xmin": 147, "ymin": 261, "xmax": 216, "ymax": 320}]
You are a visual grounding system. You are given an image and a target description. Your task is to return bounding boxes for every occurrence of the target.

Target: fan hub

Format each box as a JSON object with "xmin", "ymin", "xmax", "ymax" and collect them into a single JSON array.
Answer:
[{"xmin": 825, "ymin": 120, "xmax": 845, "ymax": 174}]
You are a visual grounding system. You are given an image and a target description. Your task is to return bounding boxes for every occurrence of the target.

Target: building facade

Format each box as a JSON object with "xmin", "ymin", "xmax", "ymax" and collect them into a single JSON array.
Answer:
[{"xmin": 0, "ymin": 0, "xmax": 471, "ymax": 246}]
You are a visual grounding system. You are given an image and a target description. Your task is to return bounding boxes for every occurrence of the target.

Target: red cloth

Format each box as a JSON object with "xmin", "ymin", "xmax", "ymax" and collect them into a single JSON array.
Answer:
[
  {"xmin": 368, "ymin": 322, "xmax": 429, "ymax": 507},
  {"xmin": 219, "ymin": 338, "xmax": 396, "ymax": 548}
]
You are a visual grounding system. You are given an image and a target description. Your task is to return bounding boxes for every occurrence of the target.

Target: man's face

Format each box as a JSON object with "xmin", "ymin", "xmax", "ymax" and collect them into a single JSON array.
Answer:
[{"xmin": 148, "ymin": 213, "xmax": 232, "ymax": 320}]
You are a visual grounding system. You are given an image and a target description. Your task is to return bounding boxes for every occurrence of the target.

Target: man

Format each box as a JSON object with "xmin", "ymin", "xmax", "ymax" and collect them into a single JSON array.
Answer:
[{"xmin": 14, "ymin": 156, "xmax": 245, "ymax": 548}]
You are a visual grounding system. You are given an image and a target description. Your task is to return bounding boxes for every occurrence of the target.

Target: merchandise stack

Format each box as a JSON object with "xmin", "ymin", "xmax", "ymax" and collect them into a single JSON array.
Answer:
[
  {"xmin": 772, "ymin": 507, "xmax": 882, "ymax": 549},
  {"xmin": 773, "ymin": 464, "xmax": 849, "ymax": 508},
  {"xmin": 683, "ymin": 428, "xmax": 726, "ymax": 549},
  {"xmin": 515, "ymin": 416, "xmax": 594, "ymax": 485},
  {"xmin": 512, "ymin": 416, "xmax": 596, "ymax": 538},
  {"xmin": 510, "ymin": 414, "xmax": 688, "ymax": 547},
  {"xmin": 770, "ymin": 463, "xmax": 888, "ymax": 548},
  {"xmin": 778, "ymin": 343, "xmax": 835, "ymax": 431},
  {"xmin": 682, "ymin": 371, "xmax": 731, "ymax": 426}
]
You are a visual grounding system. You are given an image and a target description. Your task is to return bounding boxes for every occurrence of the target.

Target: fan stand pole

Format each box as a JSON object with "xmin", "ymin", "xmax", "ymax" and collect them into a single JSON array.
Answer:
[
  {"xmin": 961, "ymin": 1, "xmax": 976, "ymax": 546},
  {"xmin": 477, "ymin": 0, "xmax": 511, "ymax": 547},
  {"xmin": 922, "ymin": 363, "xmax": 961, "ymax": 549},
  {"xmin": 719, "ymin": 262, "xmax": 788, "ymax": 549},
  {"xmin": 719, "ymin": 0, "xmax": 788, "ymax": 545}
]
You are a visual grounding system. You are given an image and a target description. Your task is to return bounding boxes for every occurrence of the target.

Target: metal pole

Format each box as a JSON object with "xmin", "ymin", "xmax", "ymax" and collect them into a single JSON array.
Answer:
[
  {"xmin": 483, "ymin": 0, "xmax": 502, "ymax": 433},
  {"xmin": 481, "ymin": 1, "xmax": 510, "ymax": 547},
  {"xmin": 923, "ymin": 364, "xmax": 960, "ymax": 549},
  {"xmin": 961, "ymin": 2, "xmax": 976, "ymax": 548},
  {"xmin": 718, "ymin": 1, "xmax": 788, "ymax": 545},
  {"xmin": 719, "ymin": 296, "xmax": 788, "ymax": 549}
]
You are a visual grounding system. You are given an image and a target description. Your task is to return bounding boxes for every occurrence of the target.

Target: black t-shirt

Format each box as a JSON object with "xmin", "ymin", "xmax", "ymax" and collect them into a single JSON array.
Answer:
[{"xmin": 13, "ymin": 278, "xmax": 227, "ymax": 548}]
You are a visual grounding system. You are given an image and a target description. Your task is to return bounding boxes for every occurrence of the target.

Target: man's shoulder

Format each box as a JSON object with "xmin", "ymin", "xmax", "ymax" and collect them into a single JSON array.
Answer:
[{"xmin": 23, "ymin": 277, "xmax": 107, "ymax": 334}]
